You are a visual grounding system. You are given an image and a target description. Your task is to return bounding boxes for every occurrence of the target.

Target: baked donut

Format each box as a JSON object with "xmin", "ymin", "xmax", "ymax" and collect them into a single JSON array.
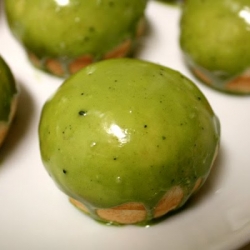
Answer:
[
  {"xmin": 5, "ymin": 0, "xmax": 148, "ymax": 77},
  {"xmin": 39, "ymin": 58, "xmax": 220, "ymax": 225},
  {"xmin": 0, "ymin": 56, "xmax": 18, "ymax": 147},
  {"xmin": 180, "ymin": 0, "xmax": 250, "ymax": 94}
]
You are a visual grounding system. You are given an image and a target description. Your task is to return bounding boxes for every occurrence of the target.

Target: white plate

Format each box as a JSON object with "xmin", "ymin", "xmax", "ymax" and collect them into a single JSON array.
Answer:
[{"xmin": 0, "ymin": 1, "xmax": 250, "ymax": 250}]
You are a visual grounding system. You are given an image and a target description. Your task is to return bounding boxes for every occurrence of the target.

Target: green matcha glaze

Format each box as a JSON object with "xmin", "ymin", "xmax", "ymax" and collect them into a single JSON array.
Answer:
[
  {"xmin": 180, "ymin": 0, "xmax": 250, "ymax": 94},
  {"xmin": 39, "ymin": 58, "xmax": 220, "ymax": 224},
  {"xmin": 0, "ymin": 56, "xmax": 17, "ymax": 121},
  {"xmin": 5, "ymin": 0, "xmax": 147, "ymax": 59}
]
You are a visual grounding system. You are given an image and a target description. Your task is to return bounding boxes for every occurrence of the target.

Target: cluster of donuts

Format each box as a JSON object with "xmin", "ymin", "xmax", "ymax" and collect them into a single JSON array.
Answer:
[
  {"xmin": 6, "ymin": 0, "xmax": 250, "ymax": 225},
  {"xmin": 4, "ymin": 0, "xmax": 250, "ymax": 94}
]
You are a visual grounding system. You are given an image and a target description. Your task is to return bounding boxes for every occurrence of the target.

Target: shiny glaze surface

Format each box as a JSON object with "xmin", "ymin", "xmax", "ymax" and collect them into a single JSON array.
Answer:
[
  {"xmin": 39, "ymin": 58, "xmax": 220, "ymax": 224},
  {"xmin": 180, "ymin": 0, "xmax": 250, "ymax": 94}
]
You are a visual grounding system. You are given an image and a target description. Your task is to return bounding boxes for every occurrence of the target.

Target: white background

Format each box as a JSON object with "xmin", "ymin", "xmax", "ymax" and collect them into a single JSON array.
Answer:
[{"xmin": 0, "ymin": 1, "xmax": 250, "ymax": 249}]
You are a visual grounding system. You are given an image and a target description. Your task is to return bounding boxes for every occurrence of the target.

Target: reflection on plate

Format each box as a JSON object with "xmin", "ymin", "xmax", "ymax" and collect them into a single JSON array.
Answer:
[{"xmin": 0, "ymin": 1, "xmax": 250, "ymax": 250}]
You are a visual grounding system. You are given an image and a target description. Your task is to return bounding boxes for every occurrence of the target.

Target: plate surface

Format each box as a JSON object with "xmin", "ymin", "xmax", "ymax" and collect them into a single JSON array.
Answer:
[{"xmin": 0, "ymin": 1, "xmax": 250, "ymax": 250}]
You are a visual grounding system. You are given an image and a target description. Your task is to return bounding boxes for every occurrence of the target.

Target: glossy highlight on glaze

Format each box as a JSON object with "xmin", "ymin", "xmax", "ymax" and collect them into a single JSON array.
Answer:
[{"xmin": 39, "ymin": 58, "xmax": 220, "ymax": 225}]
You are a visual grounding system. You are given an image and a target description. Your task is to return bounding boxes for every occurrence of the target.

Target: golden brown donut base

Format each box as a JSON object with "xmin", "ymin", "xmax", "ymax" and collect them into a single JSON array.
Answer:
[
  {"xmin": 227, "ymin": 69, "xmax": 250, "ymax": 93},
  {"xmin": 0, "ymin": 124, "xmax": 9, "ymax": 147},
  {"xmin": 192, "ymin": 67, "xmax": 250, "ymax": 94},
  {"xmin": 69, "ymin": 185, "xmax": 186, "ymax": 225},
  {"xmin": 0, "ymin": 95, "xmax": 18, "ymax": 147},
  {"xmin": 28, "ymin": 18, "xmax": 146, "ymax": 77},
  {"xmin": 28, "ymin": 39, "xmax": 132, "ymax": 77}
]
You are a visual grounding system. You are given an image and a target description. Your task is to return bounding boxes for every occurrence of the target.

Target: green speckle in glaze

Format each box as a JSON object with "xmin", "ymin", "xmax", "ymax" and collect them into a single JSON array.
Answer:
[{"xmin": 39, "ymin": 58, "xmax": 220, "ymax": 224}]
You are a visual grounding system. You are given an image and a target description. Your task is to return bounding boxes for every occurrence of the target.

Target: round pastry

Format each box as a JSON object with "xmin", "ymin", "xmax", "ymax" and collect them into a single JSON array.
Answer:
[
  {"xmin": 180, "ymin": 0, "xmax": 250, "ymax": 94},
  {"xmin": 0, "ymin": 56, "xmax": 18, "ymax": 147},
  {"xmin": 39, "ymin": 58, "xmax": 220, "ymax": 225},
  {"xmin": 5, "ymin": 0, "xmax": 148, "ymax": 77}
]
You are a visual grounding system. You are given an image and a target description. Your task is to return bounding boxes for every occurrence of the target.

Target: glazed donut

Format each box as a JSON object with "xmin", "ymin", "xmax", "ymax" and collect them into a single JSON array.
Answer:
[
  {"xmin": 39, "ymin": 58, "xmax": 220, "ymax": 225},
  {"xmin": 5, "ymin": 0, "xmax": 148, "ymax": 77},
  {"xmin": 0, "ymin": 56, "xmax": 18, "ymax": 147},
  {"xmin": 180, "ymin": 0, "xmax": 250, "ymax": 94}
]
